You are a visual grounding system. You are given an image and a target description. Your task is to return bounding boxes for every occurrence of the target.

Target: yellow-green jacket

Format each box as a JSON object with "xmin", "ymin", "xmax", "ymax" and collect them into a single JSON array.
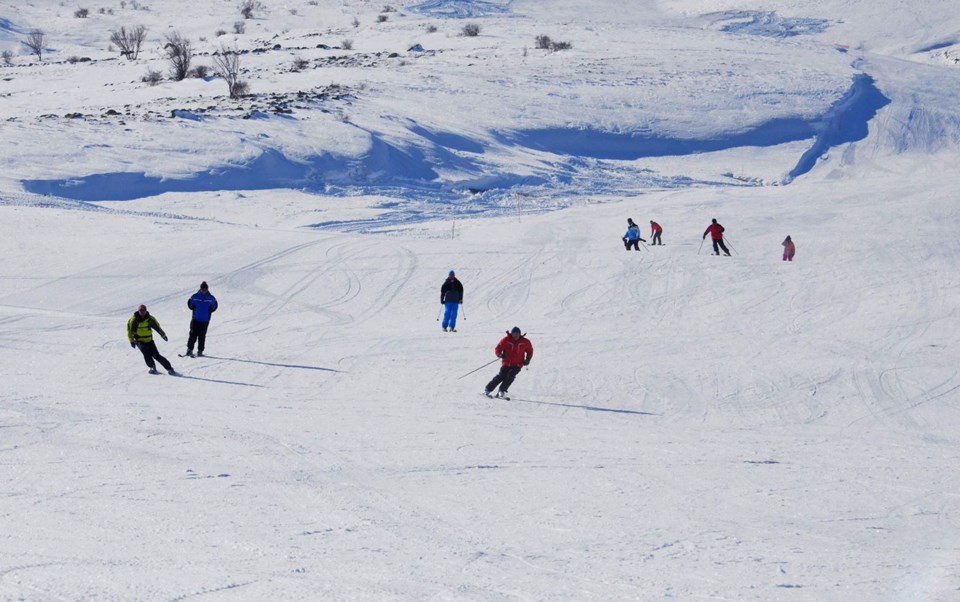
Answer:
[{"xmin": 127, "ymin": 311, "xmax": 167, "ymax": 344}]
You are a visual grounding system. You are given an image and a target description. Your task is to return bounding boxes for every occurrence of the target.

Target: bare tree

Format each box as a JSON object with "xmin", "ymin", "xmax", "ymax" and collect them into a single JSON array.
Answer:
[
  {"xmin": 213, "ymin": 46, "xmax": 247, "ymax": 98},
  {"xmin": 163, "ymin": 31, "xmax": 192, "ymax": 81},
  {"xmin": 240, "ymin": 0, "xmax": 260, "ymax": 19},
  {"xmin": 23, "ymin": 30, "xmax": 45, "ymax": 61},
  {"xmin": 109, "ymin": 25, "xmax": 148, "ymax": 60}
]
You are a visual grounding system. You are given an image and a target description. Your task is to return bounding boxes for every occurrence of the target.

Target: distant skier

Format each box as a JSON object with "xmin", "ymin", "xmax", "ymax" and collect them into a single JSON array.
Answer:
[
  {"xmin": 782, "ymin": 235, "xmax": 795, "ymax": 262},
  {"xmin": 440, "ymin": 270, "xmax": 463, "ymax": 332},
  {"xmin": 127, "ymin": 304, "xmax": 176, "ymax": 375},
  {"xmin": 185, "ymin": 281, "xmax": 218, "ymax": 357},
  {"xmin": 483, "ymin": 326, "xmax": 533, "ymax": 400},
  {"xmin": 622, "ymin": 218, "xmax": 646, "ymax": 251},
  {"xmin": 702, "ymin": 218, "xmax": 731, "ymax": 256},
  {"xmin": 650, "ymin": 220, "xmax": 663, "ymax": 245}
]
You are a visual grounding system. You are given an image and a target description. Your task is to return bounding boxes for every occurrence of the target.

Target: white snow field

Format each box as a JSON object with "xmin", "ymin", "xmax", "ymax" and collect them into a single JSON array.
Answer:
[{"xmin": 2, "ymin": 0, "xmax": 960, "ymax": 599}]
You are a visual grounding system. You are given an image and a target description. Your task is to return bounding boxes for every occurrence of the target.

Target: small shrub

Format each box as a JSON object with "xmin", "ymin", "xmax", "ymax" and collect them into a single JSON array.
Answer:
[
  {"xmin": 461, "ymin": 23, "xmax": 480, "ymax": 37},
  {"xmin": 289, "ymin": 8, "xmax": 298, "ymax": 15},
  {"xmin": 110, "ymin": 25, "xmax": 147, "ymax": 60},
  {"xmin": 232, "ymin": 80, "xmax": 249, "ymax": 97},
  {"xmin": 291, "ymin": 56, "xmax": 309, "ymax": 71},
  {"xmin": 426, "ymin": 24, "xmax": 437, "ymax": 33},
  {"xmin": 382, "ymin": 5, "xmax": 396, "ymax": 12},
  {"xmin": 74, "ymin": 8, "xmax": 89, "ymax": 18},
  {"xmin": 535, "ymin": 34, "xmax": 571, "ymax": 51},
  {"xmin": 351, "ymin": 16, "xmax": 359, "ymax": 28},
  {"xmin": 308, "ymin": 0, "xmax": 318, "ymax": 5},
  {"xmin": 164, "ymin": 31, "xmax": 192, "ymax": 81},
  {"xmin": 216, "ymin": 29, "xmax": 227, "ymax": 37},
  {"xmin": 1, "ymin": 50, "xmax": 13, "ymax": 65},
  {"xmin": 190, "ymin": 64, "xmax": 209, "ymax": 78},
  {"xmin": 341, "ymin": 39, "xmax": 353, "ymax": 50},
  {"xmin": 377, "ymin": 14, "xmax": 388, "ymax": 23},
  {"xmin": 142, "ymin": 69, "xmax": 162, "ymax": 85},
  {"xmin": 233, "ymin": 20, "xmax": 245, "ymax": 34},
  {"xmin": 240, "ymin": 0, "xmax": 260, "ymax": 19}
]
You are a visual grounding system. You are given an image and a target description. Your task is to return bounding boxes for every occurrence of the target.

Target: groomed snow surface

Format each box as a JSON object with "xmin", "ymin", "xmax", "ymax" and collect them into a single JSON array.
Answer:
[{"xmin": 2, "ymin": 0, "xmax": 960, "ymax": 600}]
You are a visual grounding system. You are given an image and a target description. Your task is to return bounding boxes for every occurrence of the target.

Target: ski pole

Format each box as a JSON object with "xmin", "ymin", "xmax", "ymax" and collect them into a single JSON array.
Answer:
[
  {"xmin": 697, "ymin": 238, "xmax": 705, "ymax": 255},
  {"xmin": 460, "ymin": 304, "xmax": 466, "ymax": 321},
  {"xmin": 436, "ymin": 305, "xmax": 443, "ymax": 321},
  {"xmin": 725, "ymin": 237, "xmax": 737, "ymax": 255},
  {"xmin": 457, "ymin": 357, "xmax": 499, "ymax": 380}
]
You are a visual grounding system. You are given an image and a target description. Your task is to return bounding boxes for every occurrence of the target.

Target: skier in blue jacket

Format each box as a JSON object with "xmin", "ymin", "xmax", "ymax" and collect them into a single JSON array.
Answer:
[
  {"xmin": 622, "ymin": 218, "xmax": 646, "ymax": 251},
  {"xmin": 184, "ymin": 281, "xmax": 218, "ymax": 357}
]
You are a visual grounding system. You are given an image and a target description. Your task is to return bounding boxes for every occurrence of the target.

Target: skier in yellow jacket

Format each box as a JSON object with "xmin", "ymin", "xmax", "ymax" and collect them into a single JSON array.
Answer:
[{"xmin": 127, "ymin": 304, "xmax": 176, "ymax": 375}]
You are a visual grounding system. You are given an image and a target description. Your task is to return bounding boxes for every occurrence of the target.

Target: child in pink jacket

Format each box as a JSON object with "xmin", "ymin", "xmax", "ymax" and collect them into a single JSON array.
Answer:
[{"xmin": 782, "ymin": 235, "xmax": 795, "ymax": 261}]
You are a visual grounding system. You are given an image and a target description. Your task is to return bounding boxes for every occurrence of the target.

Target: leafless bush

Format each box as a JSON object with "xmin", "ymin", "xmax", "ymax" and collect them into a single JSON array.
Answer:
[
  {"xmin": 190, "ymin": 64, "xmax": 209, "ymax": 78},
  {"xmin": 74, "ymin": 8, "xmax": 89, "ymax": 18},
  {"xmin": 461, "ymin": 23, "xmax": 480, "ymax": 37},
  {"xmin": 351, "ymin": 16, "xmax": 360, "ymax": 28},
  {"xmin": 142, "ymin": 69, "xmax": 162, "ymax": 85},
  {"xmin": 377, "ymin": 14, "xmax": 388, "ymax": 23},
  {"xmin": 341, "ymin": 39, "xmax": 353, "ymax": 50},
  {"xmin": 289, "ymin": 8, "xmax": 298, "ymax": 15},
  {"xmin": 2, "ymin": 50, "xmax": 13, "ymax": 66},
  {"xmin": 291, "ymin": 56, "xmax": 309, "ymax": 71},
  {"xmin": 216, "ymin": 29, "xmax": 227, "ymax": 37},
  {"xmin": 535, "ymin": 34, "xmax": 571, "ymax": 51},
  {"xmin": 233, "ymin": 21, "xmax": 246, "ymax": 34},
  {"xmin": 110, "ymin": 25, "xmax": 147, "ymax": 60},
  {"xmin": 240, "ymin": 0, "xmax": 261, "ymax": 19},
  {"xmin": 23, "ymin": 30, "xmax": 45, "ymax": 61},
  {"xmin": 426, "ymin": 24, "xmax": 437, "ymax": 33},
  {"xmin": 382, "ymin": 5, "xmax": 396, "ymax": 12},
  {"xmin": 213, "ymin": 46, "xmax": 247, "ymax": 98},
  {"xmin": 163, "ymin": 31, "xmax": 192, "ymax": 81}
]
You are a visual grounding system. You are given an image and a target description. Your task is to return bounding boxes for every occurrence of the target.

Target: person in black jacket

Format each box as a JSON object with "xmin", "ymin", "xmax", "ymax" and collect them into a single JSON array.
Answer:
[{"xmin": 440, "ymin": 270, "xmax": 464, "ymax": 332}]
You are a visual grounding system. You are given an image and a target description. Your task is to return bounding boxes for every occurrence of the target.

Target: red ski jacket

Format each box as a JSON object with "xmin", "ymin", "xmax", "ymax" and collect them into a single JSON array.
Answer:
[
  {"xmin": 704, "ymin": 223, "xmax": 725, "ymax": 241},
  {"xmin": 650, "ymin": 221, "xmax": 662, "ymax": 234},
  {"xmin": 495, "ymin": 333, "xmax": 533, "ymax": 367}
]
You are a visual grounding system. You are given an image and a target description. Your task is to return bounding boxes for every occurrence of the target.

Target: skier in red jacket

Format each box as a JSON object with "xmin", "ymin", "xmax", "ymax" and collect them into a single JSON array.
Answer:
[
  {"xmin": 702, "ymin": 218, "xmax": 731, "ymax": 256},
  {"xmin": 782, "ymin": 235, "xmax": 795, "ymax": 261},
  {"xmin": 483, "ymin": 327, "xmax": 533, "ymax": 400},
  {"xmin": 649, "ymin": 220, "xmax": 663, "ymax": 245}
]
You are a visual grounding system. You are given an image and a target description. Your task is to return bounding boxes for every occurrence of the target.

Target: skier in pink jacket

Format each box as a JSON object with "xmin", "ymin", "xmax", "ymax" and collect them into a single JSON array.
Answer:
[{"xmin": 782, "ymin": 235, "xmax": 795, "ymax": 261}]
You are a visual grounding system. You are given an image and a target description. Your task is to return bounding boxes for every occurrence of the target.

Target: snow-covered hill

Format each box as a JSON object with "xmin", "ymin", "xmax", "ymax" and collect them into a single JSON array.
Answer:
[{"xmin": 2, "ymin": 0, "xmax": 960, "ymax": 599}]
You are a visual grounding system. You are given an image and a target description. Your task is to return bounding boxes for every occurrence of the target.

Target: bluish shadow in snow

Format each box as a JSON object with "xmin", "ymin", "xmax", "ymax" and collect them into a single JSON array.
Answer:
[
  {"xmin": 411, "ymin": 0, "xmax": 512, "ymax": 18},
  {"xmin": 497, "ymin": 119, "xmax": 816, "ymax": 160},
  {"xmin": 785, "ymin": 73, "xmax": 890, "ymax": 181},
  {"xmin": 705, "ymin": 11, "xmax": 830, "ymax": 38},
  {"xmin": 916, "ymin": 39, "xmax": 960, "ymax": 53},
  {"xmin": 409, "ymin": 125, "xmax": 484, "ymax": 153}
]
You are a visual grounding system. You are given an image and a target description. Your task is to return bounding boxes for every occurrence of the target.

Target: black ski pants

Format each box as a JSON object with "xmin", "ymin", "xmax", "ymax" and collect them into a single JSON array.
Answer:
[
  {"xmin": 486, "ymin": 366, "xmax": 522, "ymax": 394},
  {"xmin": 187, "ymin": 320, "xmax": 210, "ymax": 354},
  {"xmin": 712, "ymin": 239, "xmax": 730, "ymax": 256},
  {"xmin": 137, "ymin": 341, "xmax": 173, "ymax": 371},
  {"xmin": 624, "ymin": 239, "xmax": 640, "ymax": 251},
  {"xmin": 652, "ymin": 231, "xmax": 662, "ymax": 245}
]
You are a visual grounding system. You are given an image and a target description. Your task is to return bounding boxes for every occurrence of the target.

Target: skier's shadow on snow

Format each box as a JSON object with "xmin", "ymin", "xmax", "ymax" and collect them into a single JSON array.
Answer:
[
  {"xmin": 176, "ymin": 374, "xmax": 265, "ymax": 388},
  {"xmin": 512, "ymin": 397, "xmax": 657, "ymax": 416},
  {"xmin": 202, "ymin": 355, "xmax": 342, "ymax": 373}
]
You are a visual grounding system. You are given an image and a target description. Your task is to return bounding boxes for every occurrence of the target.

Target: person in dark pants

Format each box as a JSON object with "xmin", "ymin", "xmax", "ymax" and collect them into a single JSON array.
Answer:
[
  {"xmin": 440, "ymin": 270, "xmax": 463, "ymax": 332},
  {"xmin": 127, "ymin": 304, "xmax": 175, "ymax": 374},
  {"xmin": 484, "ymin": 327, "xmax": 534, "ymax": 400},
  {"xmin": 622, "ymin": 218, "xmax": 646, "ymax": 251},
  {"xmin": 650, "ymin": 220, "xmax": 663, "ymax": 245},
  {"xmin": 185, "ymin": 281, "xmax": 218, "ymax": 357},
  {"xmin": 703, "ymin": 218, "xmax": 731, "ymax": 256}
]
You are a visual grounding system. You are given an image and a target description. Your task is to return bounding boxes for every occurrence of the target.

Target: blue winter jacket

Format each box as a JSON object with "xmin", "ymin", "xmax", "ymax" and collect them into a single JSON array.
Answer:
[
  {"xmin": 188, "ymin": 290, "xmax": 218, "ymax": 322},
  {"xmin": 624, "ymin": 224, "xmax": 641, "ymax": 241}
]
